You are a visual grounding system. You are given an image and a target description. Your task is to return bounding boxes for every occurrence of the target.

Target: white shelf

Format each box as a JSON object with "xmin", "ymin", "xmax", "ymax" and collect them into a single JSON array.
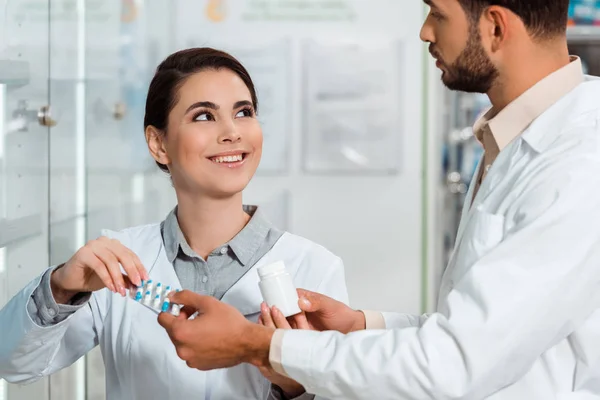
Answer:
[
  {"xmin": 567, "ymin": 26, "xmax": 600, "ymax": 42},
  {"xmin": 0, "ymin": 214, "xmax": 42, "ymax": 247}
]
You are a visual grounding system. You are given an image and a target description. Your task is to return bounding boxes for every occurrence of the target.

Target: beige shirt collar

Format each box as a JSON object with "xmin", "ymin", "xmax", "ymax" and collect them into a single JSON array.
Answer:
[{"xmin": 473, "ymin": 56, "xmax": 584, "ymax": 152}]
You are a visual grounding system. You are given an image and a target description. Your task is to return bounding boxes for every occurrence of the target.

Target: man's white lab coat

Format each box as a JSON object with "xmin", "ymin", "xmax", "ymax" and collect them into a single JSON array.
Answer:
[{"xmin": 277, "ymin": 78, "xmax": 600, "ymax": 400}]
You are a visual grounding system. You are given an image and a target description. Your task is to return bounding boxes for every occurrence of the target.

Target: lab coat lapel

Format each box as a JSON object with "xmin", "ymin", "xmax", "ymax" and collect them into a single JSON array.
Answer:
[
  {"xmin": 138, "ymin": 226, "xmax": 183, "ymax": 290},
  {"xmin": 445, "ymin": 154, "xmax": 499, "ymax": 279},
  {"xmin": 150, "ymin": 245, "xmax": 183, "ymax": 291},
  {"xmin": 220, "ymin": 264, "xmax": 263, "ymax": 316},
  {"xmin": 452, "ymin": 157, "xmax": 483, "ymax": 251},
  {"xmin": 220, "ymin": 238, "xmax": 290, "ymax": 316}
]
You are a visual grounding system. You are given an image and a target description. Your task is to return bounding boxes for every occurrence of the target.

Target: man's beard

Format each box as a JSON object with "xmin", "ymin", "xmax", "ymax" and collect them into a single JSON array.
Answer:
[{"xmin": 432, "ymin": 23, "xmax": 499, "ymax": 93}]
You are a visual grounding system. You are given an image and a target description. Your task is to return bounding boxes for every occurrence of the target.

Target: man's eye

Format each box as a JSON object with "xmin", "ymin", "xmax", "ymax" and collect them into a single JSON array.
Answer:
[{"xmin": 430, "ymin": 11, "xmax": 444, "ymax": 20}]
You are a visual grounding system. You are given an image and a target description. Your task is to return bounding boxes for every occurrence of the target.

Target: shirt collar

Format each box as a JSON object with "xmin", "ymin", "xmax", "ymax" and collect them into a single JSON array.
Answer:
[
  {"xmin": 228, "ymin": 205, "xmax": 271, "ymax": 266},
  {"xmin": 473, "ymin": 56, "xmax": 584, "ymax": 152},
  {"xmin": 161, "ymin": 205, "xmax": 272, "ymax": 266}
]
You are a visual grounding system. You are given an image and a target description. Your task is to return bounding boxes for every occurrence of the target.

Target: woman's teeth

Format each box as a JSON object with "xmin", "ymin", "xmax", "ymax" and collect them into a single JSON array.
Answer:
[{"xmin": 211, "ymin": 154, "xmax": 243, "ymax": 163}]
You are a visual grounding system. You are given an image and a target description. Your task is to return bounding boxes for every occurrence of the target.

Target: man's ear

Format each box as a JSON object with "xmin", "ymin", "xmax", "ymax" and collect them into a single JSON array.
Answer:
[
  {"xmin": 145, "ymin": 126, "xmax": 170, "ymax": 166},
  {"xmin": 482, "ymin": 5, "xmax": 511, "ymax": 52}
]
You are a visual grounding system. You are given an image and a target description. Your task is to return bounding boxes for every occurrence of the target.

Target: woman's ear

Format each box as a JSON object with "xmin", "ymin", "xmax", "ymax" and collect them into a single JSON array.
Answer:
[{"xmin": 145, "ymin": 126, "xmax": 170, "ymax": 166}]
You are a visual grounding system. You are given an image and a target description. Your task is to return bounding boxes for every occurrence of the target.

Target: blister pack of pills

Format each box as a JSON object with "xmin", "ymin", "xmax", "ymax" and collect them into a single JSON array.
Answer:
[{"xmin": 130, "ymin": 279, "xmax": 182, "ymax": 316}]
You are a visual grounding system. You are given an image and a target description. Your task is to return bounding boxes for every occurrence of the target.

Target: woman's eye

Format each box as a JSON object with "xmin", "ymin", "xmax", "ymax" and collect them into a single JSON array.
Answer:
[
  {"xmin": 194, "ymin": 112, "xmax": 213, "ymax": 121},
  {"xmin": 235, "ymin": 108, "xmax": 253, "ymax": 118}
]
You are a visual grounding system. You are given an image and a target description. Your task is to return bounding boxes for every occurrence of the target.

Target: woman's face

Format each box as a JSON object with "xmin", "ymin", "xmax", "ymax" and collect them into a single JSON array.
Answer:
[{"xmin": 149, "ymin": 68, "xmax": 263, "ymax": 198}]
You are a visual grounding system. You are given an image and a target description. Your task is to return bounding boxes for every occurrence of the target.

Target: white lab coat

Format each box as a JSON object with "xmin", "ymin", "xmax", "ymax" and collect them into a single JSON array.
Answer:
[
  {"xmin": 277, "ymin": 78, "xmax": 600, "ymax": 400},
  {"xmin": 0, "ymin": 224, "xmax": 348, "ymax": 399}
]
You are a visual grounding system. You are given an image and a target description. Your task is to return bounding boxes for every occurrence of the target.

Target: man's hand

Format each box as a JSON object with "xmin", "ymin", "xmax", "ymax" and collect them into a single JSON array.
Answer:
[
  {"xmin": 296, "ymin": 289, "xmax": 365, "ymax": 334},
  {"xmin": 157, "ymin": 290, "xmax": 275, "ymax": 371}
]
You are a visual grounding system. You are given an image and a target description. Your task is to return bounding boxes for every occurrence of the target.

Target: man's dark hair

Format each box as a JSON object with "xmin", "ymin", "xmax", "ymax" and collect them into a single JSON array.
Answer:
[{"xmin": 457, "ymin": 0, "xmax": 570, "ymax": 39}]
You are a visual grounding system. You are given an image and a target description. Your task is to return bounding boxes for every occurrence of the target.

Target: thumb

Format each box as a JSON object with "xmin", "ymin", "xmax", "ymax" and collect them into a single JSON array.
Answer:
[
  {"xmin": 296, "ymin": 288, "xmax": 326, "ymax": 312},
  {"xmin": 169, "ymin": 289, "xmax": 215, "ymax": 312}
]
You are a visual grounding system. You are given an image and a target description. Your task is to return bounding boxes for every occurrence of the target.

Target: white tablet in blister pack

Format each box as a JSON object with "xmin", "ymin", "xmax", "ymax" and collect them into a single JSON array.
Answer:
[{"xmin": 130, "ymin": 279, "xmax": 182, "ymax": 316}]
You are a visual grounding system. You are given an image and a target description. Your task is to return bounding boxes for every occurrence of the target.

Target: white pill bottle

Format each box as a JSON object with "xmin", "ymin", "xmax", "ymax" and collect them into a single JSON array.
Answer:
[{"xmin": 258, "ymin": 261, "xmax": 301, "ymax": 317}]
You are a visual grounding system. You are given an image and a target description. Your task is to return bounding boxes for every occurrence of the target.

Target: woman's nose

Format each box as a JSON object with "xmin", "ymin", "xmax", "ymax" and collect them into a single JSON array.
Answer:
[{"xmin": 218, "ymin": 122, "xmax": 241, "ymax": 143}]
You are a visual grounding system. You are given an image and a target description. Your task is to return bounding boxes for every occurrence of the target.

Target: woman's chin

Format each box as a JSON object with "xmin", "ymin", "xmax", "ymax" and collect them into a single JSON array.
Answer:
[{"xmin": 202, "ymin": 181, "xmax": 251, "ymax": 200}]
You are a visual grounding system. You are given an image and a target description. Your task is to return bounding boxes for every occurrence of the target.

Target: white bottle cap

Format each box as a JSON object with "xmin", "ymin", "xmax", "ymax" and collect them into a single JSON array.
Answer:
[{"xmin": 257, "ymin": 261, "xmax": 286, "ymax": 279}]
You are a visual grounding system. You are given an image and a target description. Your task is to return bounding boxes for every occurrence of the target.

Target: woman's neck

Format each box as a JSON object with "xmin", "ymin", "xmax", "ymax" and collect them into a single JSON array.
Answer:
[{"xmin": 174, "ymin": 192, "xmax": 250, "ymax": 260}]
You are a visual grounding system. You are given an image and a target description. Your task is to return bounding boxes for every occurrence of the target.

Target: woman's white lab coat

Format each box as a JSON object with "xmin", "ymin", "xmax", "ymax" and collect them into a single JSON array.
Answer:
[
  {"xmin": 274, "ymin": 78, "xmax": 600, "ymax": 399},
  {"xmin": 0, "ymin": 224, "xmax": 348, "ymax": 399}
]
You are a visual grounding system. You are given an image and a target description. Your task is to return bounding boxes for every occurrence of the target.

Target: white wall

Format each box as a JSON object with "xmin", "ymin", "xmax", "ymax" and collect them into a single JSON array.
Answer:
[{"xmin": 172, "ymin": 0, "xmax": 430, "ymax": 313}]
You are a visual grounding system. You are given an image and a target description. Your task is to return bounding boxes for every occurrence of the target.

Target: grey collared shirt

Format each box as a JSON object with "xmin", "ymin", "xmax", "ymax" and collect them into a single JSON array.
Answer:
[{"xmin": 162, "ymin": 205, "xmax": 283, "ymax": 299}]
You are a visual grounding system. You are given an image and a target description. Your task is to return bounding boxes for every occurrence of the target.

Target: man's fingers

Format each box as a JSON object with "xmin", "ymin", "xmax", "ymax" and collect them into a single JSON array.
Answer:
[
  {"xmin": 178, "ymin": 305, "xmax": 198, "ymax": 320},
  {"xmin": 296, "ymin": 288, "xmax": 323, "ymax": 312},
  {"xmin": 157, "ymin": 311, "xmax": 177, "ymax": 334},
  {"xmin": 169, "ymin": 289, "xmax": 214, "ymax": 312}
]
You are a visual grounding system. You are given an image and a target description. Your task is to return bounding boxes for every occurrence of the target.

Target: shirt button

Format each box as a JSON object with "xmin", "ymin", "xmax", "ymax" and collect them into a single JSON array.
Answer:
[
  {"xmin": 48, "ymin": 308, "xmax": 57, "ymax": 317},
  {"xmin": 220, "ymin": 247, "xmax": 227, "ymax": 255},
  {"xmin": 202, "ymin": 275, "xmax": 208, "ymax": 283}
]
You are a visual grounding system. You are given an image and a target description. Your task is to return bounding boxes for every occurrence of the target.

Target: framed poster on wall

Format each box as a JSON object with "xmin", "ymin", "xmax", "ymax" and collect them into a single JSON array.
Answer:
[{"xmin": 301, "ymin": 38, "xmax": 405, "ymax": 175}]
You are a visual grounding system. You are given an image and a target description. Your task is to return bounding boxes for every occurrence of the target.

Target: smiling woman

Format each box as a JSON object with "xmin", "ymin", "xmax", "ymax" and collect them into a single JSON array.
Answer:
[
  {"xmin": 144, "ymin": 48, "xmax": 263, "ymax": 199},
  {"xmin": 0, "ymin": 47, "xmax": 349, "ymax": 400}
]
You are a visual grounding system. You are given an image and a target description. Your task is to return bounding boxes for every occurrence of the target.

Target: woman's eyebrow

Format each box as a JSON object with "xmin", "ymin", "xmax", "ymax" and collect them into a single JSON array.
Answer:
[
  {"xmin": 185, "ymin": 100, "xmax": 253, "ymax": 114},
  {"xmin": 185, "ymin": 101, "xmax": 219, "ymax": 114},
  {"xmin": 233, "ymin": 100, "xmax": 253, "ymax": 109}
]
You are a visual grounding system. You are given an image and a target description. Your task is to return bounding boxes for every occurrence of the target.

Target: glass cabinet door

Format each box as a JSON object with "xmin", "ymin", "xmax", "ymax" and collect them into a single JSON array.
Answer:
[
  {"xmin": 0, "ymin": 1, "xmax": 51, "ymax": 399},
  {"xmin": 46, "ymin": 1, "xmax": 88, "ymax": 399}
]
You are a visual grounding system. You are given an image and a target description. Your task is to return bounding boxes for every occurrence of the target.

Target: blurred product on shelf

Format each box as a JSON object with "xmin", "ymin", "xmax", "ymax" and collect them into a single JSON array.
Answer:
[{"xmin": 568, "ymin": 0, "xmax": 600, "ymax": 26}]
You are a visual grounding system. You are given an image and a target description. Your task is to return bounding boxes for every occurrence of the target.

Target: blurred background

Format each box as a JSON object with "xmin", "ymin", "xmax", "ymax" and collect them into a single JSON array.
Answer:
[{"xmin": 0, "ymin": 0, "xmax": 599, "ymax": 398}]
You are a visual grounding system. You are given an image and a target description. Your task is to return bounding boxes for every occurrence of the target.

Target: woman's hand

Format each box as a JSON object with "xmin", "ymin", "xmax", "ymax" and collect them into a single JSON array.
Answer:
[
  {"xmin": 257, "ymin": 302, "xmax": 309, "ymax": 398},
  {"xmin": 50, "ymin": 236, "xmax": 148, "ymax": 303}
]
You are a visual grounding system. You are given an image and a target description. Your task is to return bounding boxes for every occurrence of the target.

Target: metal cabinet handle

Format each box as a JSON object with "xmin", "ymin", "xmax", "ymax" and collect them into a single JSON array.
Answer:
[
  {"xmin": 113, "ymin": 102, "xmax": 126, "ymax": 120},
  {"xmin": 37, "ymin": 105, "xmax": 57, "ymax": 127},
  {"xmin": 12, "ymin": 101, "xmax": 56, "ymax": 130}
]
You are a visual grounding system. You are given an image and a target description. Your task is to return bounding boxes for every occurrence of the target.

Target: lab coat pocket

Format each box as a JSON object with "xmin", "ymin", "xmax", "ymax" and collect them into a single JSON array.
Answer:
[{"xmin": 449, "ymin": 208, "xmax": 505, "ymax": 279}]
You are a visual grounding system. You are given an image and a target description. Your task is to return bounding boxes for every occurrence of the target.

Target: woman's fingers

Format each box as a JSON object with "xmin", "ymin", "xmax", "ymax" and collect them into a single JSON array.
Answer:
[
  {"xmin": 107, "ymin": 239, "xmax": 142, "ymax": 287},
  {"xmin": 93, "ymin": 246, "xmax": 127, "ymax": 296},
  {"xmin": 289, "ymin": 312, "xmax": 310, "ymax": 330},
  {"xmin": 260, "ymin": 302, "xmax": 276, "ymax": 329},
  {"xmin": 271, "ymin": 306, "xmax": 292, "ymax": 329},
  {"xmin": 80, "ymin": 249, "xmax": 117, "ymax": 292}
]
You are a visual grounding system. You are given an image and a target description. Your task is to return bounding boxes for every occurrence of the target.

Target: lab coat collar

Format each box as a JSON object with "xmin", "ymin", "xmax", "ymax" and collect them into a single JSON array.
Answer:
[
  {"xmin": 473, "ymin": 57, "xmax": 584, "ymax": 152},
  {"xmin": 521, "ymin": 76, "xmax": 600, "ymax": 153},
  {"xmin": 452, "ymin": 76, "xmax": 600, "ymax": 253}
]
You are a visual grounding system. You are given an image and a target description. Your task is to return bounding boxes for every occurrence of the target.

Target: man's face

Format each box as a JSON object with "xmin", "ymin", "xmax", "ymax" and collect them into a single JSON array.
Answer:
[{"xmin": 421, "ymin": 0, "xmax": 499, "ymax": 93}]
